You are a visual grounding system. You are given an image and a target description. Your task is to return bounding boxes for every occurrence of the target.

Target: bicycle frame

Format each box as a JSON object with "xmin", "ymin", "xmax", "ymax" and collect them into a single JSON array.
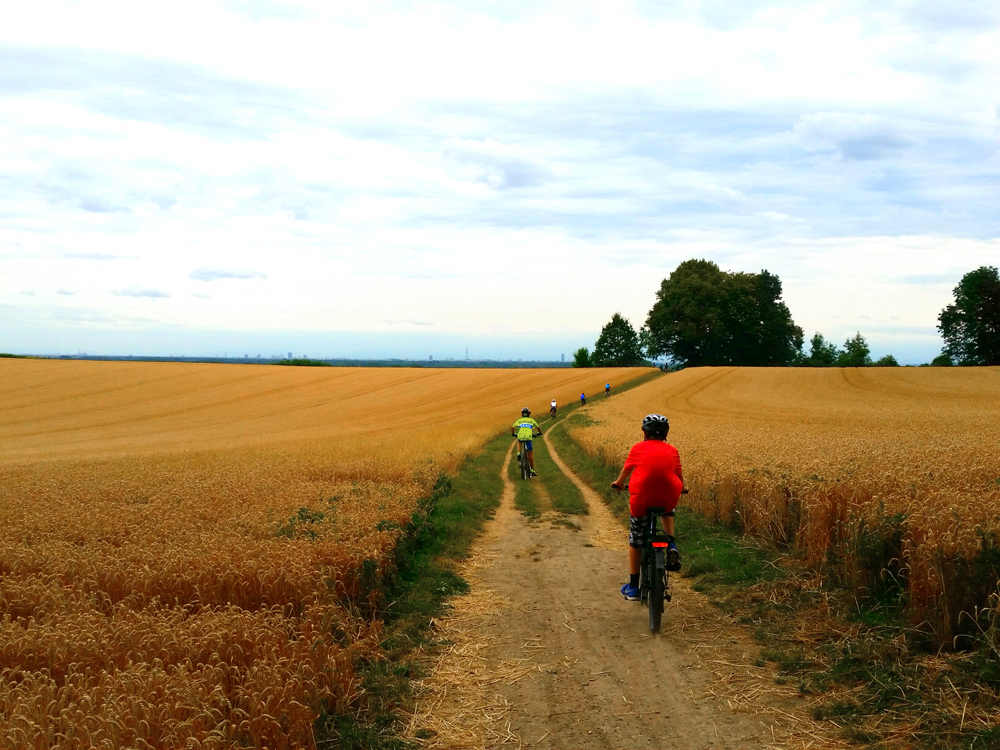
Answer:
[{"xmin": 516, "ymin": 438, "xmax": 534, "ymax": 480}]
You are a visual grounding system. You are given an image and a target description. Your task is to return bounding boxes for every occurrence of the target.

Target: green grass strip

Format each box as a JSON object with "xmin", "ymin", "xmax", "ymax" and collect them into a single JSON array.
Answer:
[
  {"xmin": 384, "ymin": 434, "xmax": 509, "ymax": 632},
  {"xmin": 508, "ymin": 440, "xmax": 543, "ymax": 516},
  {"xmin": 547, "ymin": 417, "xmax": 629, "ymax": 521},
  {"xmin": 531, "ymin": 367, "xmax": 664, "ymax": 518},
  {"xmin": 534, "ymin": 367, "xmax": 664, "ymax": 430},
  {"xmin": 594, "ymin": 367, "xmax": 665, "ymax": 398},
  {"xmin": 530, "ymin": 432, "xmax": 587, "ymax": 515},
  {"xmin": 317, "ymin": 431, "xmax": 510, "ymax": 749}
]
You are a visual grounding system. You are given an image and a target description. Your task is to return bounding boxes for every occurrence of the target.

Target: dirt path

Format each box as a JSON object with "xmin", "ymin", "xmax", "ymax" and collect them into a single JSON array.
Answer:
[{"xmin": 407, "ymin": 436, "xmax": 836, "ymax": 749}]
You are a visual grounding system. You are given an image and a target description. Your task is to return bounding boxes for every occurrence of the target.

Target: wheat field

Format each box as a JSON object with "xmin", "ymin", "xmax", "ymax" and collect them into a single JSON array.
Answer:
[
  {"xmin": 567, "ymin": 366, "xmax": 1000, "ymax": 641},
  {"xmin": 0, "ymin": 359, "xmax": 651, "ymax": 749}
]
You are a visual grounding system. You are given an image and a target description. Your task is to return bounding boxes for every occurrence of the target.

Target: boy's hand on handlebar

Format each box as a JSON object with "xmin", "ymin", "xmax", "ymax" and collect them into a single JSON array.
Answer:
[{"xmin": 610, "ymin": 481, "xmax": 623, "ymax": 492}]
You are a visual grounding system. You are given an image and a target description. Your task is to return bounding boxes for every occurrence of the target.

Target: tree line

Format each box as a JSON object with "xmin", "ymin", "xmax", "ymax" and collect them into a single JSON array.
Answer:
[{"xmin": 574, "ymin": 260, "xmax": 1000, "ymax": 368}]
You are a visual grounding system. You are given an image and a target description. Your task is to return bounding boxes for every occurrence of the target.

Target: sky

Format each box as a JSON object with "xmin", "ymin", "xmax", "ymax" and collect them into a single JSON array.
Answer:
[{"xmin": 1, "ymin": 0, "xmax": 998, "ymax": 364}]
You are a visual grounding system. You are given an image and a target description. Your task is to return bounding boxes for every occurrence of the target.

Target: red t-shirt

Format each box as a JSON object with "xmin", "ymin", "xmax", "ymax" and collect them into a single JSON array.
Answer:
[{"xmin": 624, "ymin": 440, "xmax": 683, "ymax": 516}]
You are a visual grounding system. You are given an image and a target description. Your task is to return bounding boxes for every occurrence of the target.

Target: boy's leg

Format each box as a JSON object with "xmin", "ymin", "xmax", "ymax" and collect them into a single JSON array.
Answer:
[
  {"xmin": 621, "ymin": 515, "xmax": 643, "ymax": 600},
  {"xmin": 628, "ymin": 546, "xmax": 640, "ymax": 575},
  {"xmin": 665, "ymin": 513, "xmax": 681, "ymax": 571}
]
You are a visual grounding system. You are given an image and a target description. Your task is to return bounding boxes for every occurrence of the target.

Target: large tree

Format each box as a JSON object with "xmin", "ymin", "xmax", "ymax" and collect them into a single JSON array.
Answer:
[
  {"xmin": 644, "ymin": 259, "xmax": 803, "ymax": 367},
  {"xmin": 938, "ymin": 266, "xmax": 1000, "ymax": 366},
  {"xmin": 571, "ymin": 346, "xmax": 592, "ymax": 368},
  {"xmin": 591, "ymin": 313, "xmax": 645, "ymax": 366}
]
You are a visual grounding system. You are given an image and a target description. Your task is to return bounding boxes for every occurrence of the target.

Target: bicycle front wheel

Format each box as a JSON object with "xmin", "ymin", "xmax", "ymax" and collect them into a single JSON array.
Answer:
[{"xmin": 649, "ymin": 551, "xmax": 664, "ymax": 633}]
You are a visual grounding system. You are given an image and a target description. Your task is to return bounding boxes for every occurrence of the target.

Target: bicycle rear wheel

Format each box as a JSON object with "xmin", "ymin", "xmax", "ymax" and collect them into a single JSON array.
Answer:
[
  {"xmin": 519, "ymin": 449, "xmax": 529, "ymax": 480},
  {"xmin": 648, "ymin": 551, "xmax": 664, "ymax": 633}
]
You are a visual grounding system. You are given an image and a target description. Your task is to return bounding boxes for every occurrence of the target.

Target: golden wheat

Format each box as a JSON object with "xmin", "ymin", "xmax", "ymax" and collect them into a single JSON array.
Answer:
[
  {"xmin": 0, "ymin": 359, "xmax": 652, "ymax": 748},
  {"xmin": 567, "ymin": 366, "xmax": 1000, "ymax": 642}
]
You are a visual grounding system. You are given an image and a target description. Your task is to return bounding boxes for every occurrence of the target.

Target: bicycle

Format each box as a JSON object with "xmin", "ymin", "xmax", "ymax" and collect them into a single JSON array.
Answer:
[
  {"xmin": 515, "ymin": 433, "xmax": 540, "ymax": 480},
  {"xmin": 638, "ymin": 506, "xmax": 674, "ymax": 633},
  {"xmin": 628, "ymin": 488, "xmax": 686, "ymax": 634},
  {"xmin": 549, "ymin": 405, "xmax": 557, "ymax": 419}
]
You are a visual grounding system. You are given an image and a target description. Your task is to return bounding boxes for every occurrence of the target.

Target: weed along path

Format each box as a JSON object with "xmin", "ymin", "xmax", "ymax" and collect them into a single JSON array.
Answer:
[{"xmin": 408, "ymin": 427, "xmax": 842, "ymax": 749}]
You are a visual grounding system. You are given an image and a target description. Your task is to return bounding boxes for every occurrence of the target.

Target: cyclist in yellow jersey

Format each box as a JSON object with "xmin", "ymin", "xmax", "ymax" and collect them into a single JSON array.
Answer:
[{"xmin": 511, "ymin": 407, "xmax": 542, "ymax": 476}]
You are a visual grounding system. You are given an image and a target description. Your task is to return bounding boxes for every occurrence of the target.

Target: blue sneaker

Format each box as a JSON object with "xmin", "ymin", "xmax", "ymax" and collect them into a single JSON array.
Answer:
[{"xmin": 620, "ymin": 582, "xmax": 640, "ymax": 601}]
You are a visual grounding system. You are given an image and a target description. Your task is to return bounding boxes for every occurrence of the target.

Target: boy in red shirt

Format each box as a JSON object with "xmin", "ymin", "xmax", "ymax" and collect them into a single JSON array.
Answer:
[{"xmin": 611, "ymin": 414, "xmax": 683, "ymax": 601}]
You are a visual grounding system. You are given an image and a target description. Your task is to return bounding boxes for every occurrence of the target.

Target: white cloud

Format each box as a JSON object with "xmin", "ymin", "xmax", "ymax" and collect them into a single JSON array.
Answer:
[
  {"xmin": 442, "ymin": 138, "xmax": 552, "ymax": 190},
  {"xmin": 64, "ymin": 252, "xmax": 130, "ymax": 260},
  {"xmin": 190, "ymin": 268, "xmax": 267, "ymax": 281},
  {"xmin": 794, "ymin": 113, "xmax": 917, "ymax": 161},
  {"xmin": 113, "ymin": 288, "xmax": 170, "ymax": 298}
]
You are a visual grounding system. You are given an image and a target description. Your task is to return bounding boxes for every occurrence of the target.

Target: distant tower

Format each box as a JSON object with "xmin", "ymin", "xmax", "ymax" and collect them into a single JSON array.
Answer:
[
  {"xmin": 429, "ymin": 354, "xmax": 433, "ymax": 361},
  {"xmin": 561, "ymin": 353, "xmax": 565, "ymax": 362},
  {"xmin": 288, "ymin": 352, "xmax": 292, "ymax": 359},
  {"xmin": 466, "ymin": 347, "xmax": 469, "ymax": 360}
]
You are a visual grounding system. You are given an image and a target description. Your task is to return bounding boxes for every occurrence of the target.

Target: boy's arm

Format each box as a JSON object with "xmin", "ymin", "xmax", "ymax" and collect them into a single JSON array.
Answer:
[
  {"xmin": 611, "ymin": 446, "xmax": 638, "ymax": 490},
  {"xmin": 611, "ymin": 465, "xmax": 634, "ymax": 490}
]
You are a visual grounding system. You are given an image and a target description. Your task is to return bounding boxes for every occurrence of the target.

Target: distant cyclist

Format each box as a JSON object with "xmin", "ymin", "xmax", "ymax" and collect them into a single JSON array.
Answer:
[
  {"xmin": 610, "ymin": 414, "xmax": 683, "ymax": 601},
  {"xmin": 605, "ymin": 382, "xmax": 611, "ymax": 397},
  {"xmin": 511, "ymin": 407, "xmax": 542, "ymax": 476},
  {"xmin": 580, "ymin": 392, "xmax": 586, "ymax": 406},
  {"xmin": 550, "ymin": 399, "xmax": 557, "ymax": 418}
]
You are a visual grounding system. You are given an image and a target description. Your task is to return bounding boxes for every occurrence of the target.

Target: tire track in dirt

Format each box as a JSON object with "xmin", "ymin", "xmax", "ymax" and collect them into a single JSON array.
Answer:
[{"xmin": 408, "ymin": 438, "xmax": 840, "ymax": 749}]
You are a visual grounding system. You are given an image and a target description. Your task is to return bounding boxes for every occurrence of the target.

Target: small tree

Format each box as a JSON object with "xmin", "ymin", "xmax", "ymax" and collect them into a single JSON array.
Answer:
[
  {"xmin": 938, "ymin": 266, "xmax": 1000, "ymax": 366},
  {"xmin": 804, "ymin": 333, "xmax": 840, "ymax": 366},
  {"xmin": 591, "ymin": 313, "xmax": 645, "ymax": 367},
  {"xmin": 572, "ymin": 347, "xmax": 592, "ymax": 368},
  {"xmin": 837, "ymin": 332, "xmax": 872, "ymax": 367},
  {"xmin": 873, "ymin": 354, "xmax": 899, "ymax": 366},
  {"xmin": 931, "ymin": 353, "xmax": 953, "ymax": 367}
]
